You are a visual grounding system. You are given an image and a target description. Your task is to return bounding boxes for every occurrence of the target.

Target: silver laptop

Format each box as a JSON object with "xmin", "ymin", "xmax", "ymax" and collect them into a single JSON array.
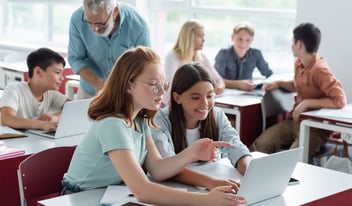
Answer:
[
  {"xmin": 237, "ymin": 147, "xmax": 303, "ymax": 205},
  {"xmin": 28, "ymin": 98, "xmax": 92, "ymax": 138}
]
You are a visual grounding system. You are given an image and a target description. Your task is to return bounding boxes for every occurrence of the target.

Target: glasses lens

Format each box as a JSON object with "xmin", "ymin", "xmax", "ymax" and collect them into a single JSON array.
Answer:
[{"xmin": 153, "ymin": 82, "xmax": 170, "ymax": 95}]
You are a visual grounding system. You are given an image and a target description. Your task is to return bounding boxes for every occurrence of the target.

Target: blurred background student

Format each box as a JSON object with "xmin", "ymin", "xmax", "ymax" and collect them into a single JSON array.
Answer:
[
  {"xmin": 0, "ymin": 48, "xmax": 69, "ymax": 131},
  {"xmin": 163, "ymin": 19, "xmax": 225, "ymax": 105},
  {"xmin": 214, "ymin": 22, "xmax": 273, "ymax": 91}
]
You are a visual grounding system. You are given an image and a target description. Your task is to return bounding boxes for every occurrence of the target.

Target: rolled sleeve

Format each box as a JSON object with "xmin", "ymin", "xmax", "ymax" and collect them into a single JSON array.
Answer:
[
  {"xmin": 215, "ymin": 107, "xmax": 251, "ymax": 167},
  {"xmin": 151, "ymin": 109, "xmax": 177, "ymax": 158}
]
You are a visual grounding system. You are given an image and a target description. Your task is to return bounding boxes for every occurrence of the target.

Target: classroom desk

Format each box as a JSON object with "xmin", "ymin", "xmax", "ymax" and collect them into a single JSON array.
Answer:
[
  {"xmin": 215, "ymin": 89, "xmax": 262, "ymax": 147},
  {"xmin": 299, "ymin": 105, "xmax": 352, "ymax": 163},
  {"xmin": 0, "ymin": 133, "xmax": 84, "ymax": 206},
  {"xmin": 38, "ymin": 155, "xmax": 352, "ymax": 206}
]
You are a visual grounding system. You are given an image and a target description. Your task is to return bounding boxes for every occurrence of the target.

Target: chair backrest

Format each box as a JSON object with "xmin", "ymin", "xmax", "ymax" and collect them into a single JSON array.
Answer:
[
  {"xmin": 17, "ymin": 146, "xmax": 76, "ymax": 206},
  {"xmin": 261, "ymin": 88, "xmax": 295, "ymax": 131}
]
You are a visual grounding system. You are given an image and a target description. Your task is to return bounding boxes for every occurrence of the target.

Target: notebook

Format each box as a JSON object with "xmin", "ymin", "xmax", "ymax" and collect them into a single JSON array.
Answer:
[
  {"xmin": 28, "ymin": 98, "xmax": 92, "ymax": 138},
  {"xmin": 237, "ymin": 147, "xmax": 303, "ymax": 205}
]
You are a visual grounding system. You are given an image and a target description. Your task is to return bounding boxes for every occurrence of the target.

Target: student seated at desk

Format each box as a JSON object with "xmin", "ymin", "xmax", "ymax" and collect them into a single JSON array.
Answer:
[
  {"xmin": 61, "ymin": 47, "xmax": 246, "ymax": 206},
  {"xmin": 163, "ymin": 19, "xmax": 225, "ymax": 104},
  {"xmin": 0, "ymin": 48, "xmax": 70, "ymax": 131},
  {"xmin": 151, "ymin": 63, "xmax": 252, "ymax": 175},
  {"xmin": 214, "ymin": 22, "xmax": 273, "ymax": 91},
  {"xmin": 251, "ymin": 23, "xmax": 346, "ymax": 163}
]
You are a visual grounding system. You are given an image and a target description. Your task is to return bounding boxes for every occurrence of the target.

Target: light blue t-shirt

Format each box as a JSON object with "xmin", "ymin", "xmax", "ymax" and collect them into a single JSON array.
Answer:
[
  {"xmin": 151, "ymin": 106, "xmax": 251, "ymax": 167},
  {"xmin": 63, "ymin": 116, "xmax": 150, "ymax": 190},
  {"xmin": 68, "ymin": 2, "xmax": 151, "ymax": 95}
]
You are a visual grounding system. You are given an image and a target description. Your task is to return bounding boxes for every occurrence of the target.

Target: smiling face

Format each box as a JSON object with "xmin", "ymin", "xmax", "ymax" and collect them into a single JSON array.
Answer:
[
  {"xmin": 232, "ymin": 29, "xmax": 254, "ymax": 58},
  {"xmin": 173, "ymin": 81, "xmax": 215, "ymax": 128},
  {"xmin": 129, "ymin": 62, "xmax": 166, "ymax": 112},
  {"xmin": 37, "ymin": 62, "xmax": 64, "ymax": 90}
]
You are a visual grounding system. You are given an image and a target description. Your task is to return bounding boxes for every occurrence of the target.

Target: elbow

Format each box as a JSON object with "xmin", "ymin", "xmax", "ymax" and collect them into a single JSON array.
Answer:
[{"xmin": 148, "ymin": 172, "xmax": 167, "ymax": 182}]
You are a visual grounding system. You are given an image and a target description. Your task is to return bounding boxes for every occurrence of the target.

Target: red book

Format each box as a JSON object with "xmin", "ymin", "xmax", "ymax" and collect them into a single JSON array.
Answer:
[{"xmin": 301, "ymin": 188, "xmax": 352, "ymax": 206}]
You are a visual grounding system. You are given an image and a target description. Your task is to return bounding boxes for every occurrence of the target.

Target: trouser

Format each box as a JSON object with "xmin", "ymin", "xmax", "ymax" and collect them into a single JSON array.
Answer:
[{"xmin": 251, "ymin": 119, "xmax": 331, "ymax": 163}]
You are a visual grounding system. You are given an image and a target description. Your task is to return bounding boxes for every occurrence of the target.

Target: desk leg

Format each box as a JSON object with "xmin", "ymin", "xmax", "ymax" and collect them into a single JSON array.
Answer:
[
  {"xmin": 299, "ymin": 119, "xmax": 352, "ymax": 163},
  {"xmin": 299, "ymin": 120, "xmax": 311, "ymax": 163},
  {"xmin": 218, "ymin": 107, "xmax": 241, "ymax": 134}
]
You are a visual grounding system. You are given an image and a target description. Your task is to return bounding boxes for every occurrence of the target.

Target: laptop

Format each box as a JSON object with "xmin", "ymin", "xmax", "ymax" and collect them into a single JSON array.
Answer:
[
  {"xmin": 237, "ymin": 147, "xmax": 303, "ymax": 205},
  {"xmin": 28, "ymin": 98, "xmax": 92, "ymax": 138}
]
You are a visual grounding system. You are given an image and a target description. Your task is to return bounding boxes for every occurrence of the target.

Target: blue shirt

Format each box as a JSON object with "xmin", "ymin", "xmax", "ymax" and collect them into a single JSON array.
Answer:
[
  {"xmin": 68, "ymin": 3, "xmax": 151, "ymax": 95},
  {"xmin": 214, "ymin": 46, "xmax": 273, "ymax": 80},
  {"xmin": 151, "ymin": 106, "xmax": 251, "ymax": 167},
  {"xmin": 63, "ymin": 116, "xmax": 150, "ymax": 190}
]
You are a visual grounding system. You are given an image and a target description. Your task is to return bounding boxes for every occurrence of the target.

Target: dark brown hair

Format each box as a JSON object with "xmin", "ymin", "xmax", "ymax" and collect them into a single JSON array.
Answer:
[{"xmin": 169, "ymin": 63, "xmax": 219, "ymax": 154}]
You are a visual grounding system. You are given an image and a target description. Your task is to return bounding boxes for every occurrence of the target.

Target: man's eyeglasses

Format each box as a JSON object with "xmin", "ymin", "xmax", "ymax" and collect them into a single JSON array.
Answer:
[
  {"xmin": 82, "ymin": 11, "xmax": 112, "ymax": 29},
  {"xmin": 135, "ymin": 81, "xmax": 170, "ymax": 95}
]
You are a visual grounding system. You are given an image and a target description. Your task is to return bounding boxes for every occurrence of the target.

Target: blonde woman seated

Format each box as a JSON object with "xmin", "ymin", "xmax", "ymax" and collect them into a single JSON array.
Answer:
[{"xmin": 163, "ymin": 19, "xmax": 225, "ymax": 104}]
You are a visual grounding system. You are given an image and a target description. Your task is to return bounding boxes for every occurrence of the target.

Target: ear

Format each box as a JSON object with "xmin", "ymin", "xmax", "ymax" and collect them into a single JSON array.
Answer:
[
  {"xmin": 172, "ymin": 92, "xmax": 182, "ymax": 104},
  {"xmin": 33, "ymin": 66, "xmax": 43, "ymax": 77},
  {"xmin": 126, "ymin": 81, "xmax": 133, "ymax": 94}
]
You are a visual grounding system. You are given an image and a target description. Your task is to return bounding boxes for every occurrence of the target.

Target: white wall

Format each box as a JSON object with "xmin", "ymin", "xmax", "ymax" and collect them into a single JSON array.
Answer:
[{"xmin": 296, "ymin": 0, "xmax": 351, "ymax": 102}]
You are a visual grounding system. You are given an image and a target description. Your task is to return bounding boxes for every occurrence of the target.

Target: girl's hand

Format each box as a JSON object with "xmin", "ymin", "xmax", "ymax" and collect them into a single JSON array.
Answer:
[
  {"xmin": 189, "ymin": 138, "xmax": 230, "ymax": 162},
  {"xmin": 205, "ymin": 186, "xmax": 247, "ymax": 206},
  {"xmin": 206, "ymin": 178, "xmax": 240, "ymax": 192}
]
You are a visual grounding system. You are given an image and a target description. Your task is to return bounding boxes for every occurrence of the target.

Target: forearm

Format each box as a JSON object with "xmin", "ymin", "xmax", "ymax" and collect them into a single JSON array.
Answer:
[
  {"xmin": 301, "ymin": 98, "xmax": 339, "ymax": 110},
  {"xmin": 236, "ymin": 155, "xmax": 252, "ymax": 175},
  {"xmin": 2, "ymin": 115, "xmax": 48, "ymax": 130},
  {"xmin": 136, "ymin": 181, "xmax": 205, "ymax": 206},
  {"xmin": 149, "ymin": 149, "xmax": 194, "ymax": 181},
  {"xmin": 223, "ymin": 79, "xmax": 243, "ymax": 89},
  {"xmin": 277, "ymin": 80, "xmax": 296, "ymax": 92},
  {"xmin": 172, "ymin": 168, "xmax": 216, "ymax": 189},
  {"xmin": 78, "ymin": 66, "xmax": 103, "ymax": 87}
]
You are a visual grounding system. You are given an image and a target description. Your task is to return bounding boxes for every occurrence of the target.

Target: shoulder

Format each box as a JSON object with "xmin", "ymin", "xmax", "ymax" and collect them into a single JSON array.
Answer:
[
  {"xmin": 3, "ymin": 82, "xmax": 29, "ymax": 94},
  {"xmin": 248, "ymin": 48, "xmax": 262, "ymax": 55},
  {"xmin": 165, "ymin": 50, "xmax": 180, "ymax": 62},
  {"xmin": 119, "ymin": 3, "xmax": 147, "ymax": 26},
  {"xmin": 155, "ymin": 107, "xmax": 170, "ymax": 121},
  {"xmin": 71, "ymin": 7, "xmax": 84, "ymax": 22}
]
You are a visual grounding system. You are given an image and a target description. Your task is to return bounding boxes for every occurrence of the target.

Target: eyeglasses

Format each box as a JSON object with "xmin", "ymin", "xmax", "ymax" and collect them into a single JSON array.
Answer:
[
  {"xmin": 82, "ymin": 11, "xmax": 112, "ymax": 29},
  {"xmin": 135, "ymin": 81, "xmax": 170, "ymax": 95}
]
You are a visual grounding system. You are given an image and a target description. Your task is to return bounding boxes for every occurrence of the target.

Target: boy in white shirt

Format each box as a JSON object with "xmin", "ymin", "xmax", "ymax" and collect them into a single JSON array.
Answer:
[{"xmin": 0, "ymin": 48, "xmax": 70, "ymax": 131}]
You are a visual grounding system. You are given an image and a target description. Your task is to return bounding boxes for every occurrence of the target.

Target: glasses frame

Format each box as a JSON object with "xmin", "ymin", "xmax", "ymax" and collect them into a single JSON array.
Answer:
[
  {"xmin": 82, "ymin": 10, "xmax": 112, "ymax": 29},
  {"xmin": 134, "ymin": 81, "xmax": 170, "ymax": 95}
]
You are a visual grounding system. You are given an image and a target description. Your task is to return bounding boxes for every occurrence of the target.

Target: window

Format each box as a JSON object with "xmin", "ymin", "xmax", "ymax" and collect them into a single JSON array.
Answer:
[
  {"xmin": 0, "ymin": 0, "xmax": 296, "ymax": 74},
  {"xmin": 148, "ymin": 0, "xmax": 297, "ymax": 73}
]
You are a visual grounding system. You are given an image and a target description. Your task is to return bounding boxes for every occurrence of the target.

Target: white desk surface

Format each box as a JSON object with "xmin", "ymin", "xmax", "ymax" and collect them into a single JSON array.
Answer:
[
  {"xmin": 2, "ymin": 132, "xmax": 84, "ymax": 154},
  {"xmin": 215, "ymin": 89, "xmax": 262, "ymax": 107},
  {"xmin": 39, "ymin": 154, "xmax": 352, "ymax": 206}
]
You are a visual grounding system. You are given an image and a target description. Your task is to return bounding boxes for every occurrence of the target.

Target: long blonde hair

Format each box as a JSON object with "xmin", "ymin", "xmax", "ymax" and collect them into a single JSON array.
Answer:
[{"xmin": 173, "ymin": 19, "xmax": 204, "ymax": 62}]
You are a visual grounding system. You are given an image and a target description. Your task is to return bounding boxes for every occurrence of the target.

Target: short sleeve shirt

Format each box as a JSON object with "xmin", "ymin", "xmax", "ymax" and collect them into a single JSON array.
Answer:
[{"xmin": 63, "ymin": 116, "xmax": 150, "ymax": 190}]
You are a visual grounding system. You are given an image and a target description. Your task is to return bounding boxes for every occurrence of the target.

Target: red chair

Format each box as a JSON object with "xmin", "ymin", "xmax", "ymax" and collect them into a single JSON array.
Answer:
[{"xmin": 17, "ymin": 146, "xmax": 76, "ymax": 206}]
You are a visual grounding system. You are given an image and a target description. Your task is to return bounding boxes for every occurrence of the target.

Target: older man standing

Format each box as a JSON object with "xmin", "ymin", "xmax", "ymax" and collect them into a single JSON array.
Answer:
[{"xmin": 68, "ymin": 0, "xmax": 150, "ymax": 99}]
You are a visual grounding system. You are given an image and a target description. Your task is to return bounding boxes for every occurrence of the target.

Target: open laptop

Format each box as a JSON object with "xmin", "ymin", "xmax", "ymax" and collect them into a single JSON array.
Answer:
[
  {"xmin": 237, "ymin": 147, "xmax": 303, "ymax": 205},
  {"xmin": 28, "ymin": 98, "xmax": 92, "ymax": 139}
]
